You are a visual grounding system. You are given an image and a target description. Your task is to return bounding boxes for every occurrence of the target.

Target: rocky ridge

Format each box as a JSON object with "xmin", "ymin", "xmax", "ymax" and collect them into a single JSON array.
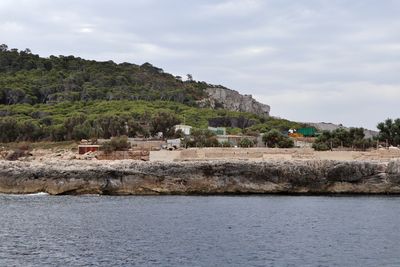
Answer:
[
  {"xmin": 198, "ymin": 87, "xmax": 270, "ymax": 117},
  {"xmin": 1, "ymin": 159, "xmax": 400, "ymax": 195}
]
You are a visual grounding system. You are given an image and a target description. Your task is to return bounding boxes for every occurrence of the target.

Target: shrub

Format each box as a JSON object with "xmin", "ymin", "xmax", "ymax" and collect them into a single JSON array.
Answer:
[
  {"xmin": 353, "ymin": 138, "xmax": 374, "ymax": 150},
  {"xmin": 312, "ymin": 127, "xmax": 373, "ymax": 151},
  {"xmin": 220, "ymin": 141, "xmax": 232, "ymax": 147},
  {"xmin": 187, "ymin": 129, "xmax": 218, "ymax": 147},
  {"xmin": 377, "ymin": 118, "xmax": 400, "ymax": 146},
  {"xmin": 239, "ymin": 138, "xmax": 254, "ymax": 148},
  {"xmin": 312, "ymin": 142, "xmax": 330, "ymax": 151},
  {"xmin": 101, "ymin": 136, "xmax": 130, "ymax": 153},
  {"xmin": 277, "ymin": 138, "xmax": 294, "ymax": 148},
  {"xmin": 262, "ymin": 130, "xmax": 294, "ymax": 148}
]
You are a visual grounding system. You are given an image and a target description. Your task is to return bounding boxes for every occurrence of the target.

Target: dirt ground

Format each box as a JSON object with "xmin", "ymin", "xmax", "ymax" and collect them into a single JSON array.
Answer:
[{"xmin": 2, "ymin": 143, "xmax": 400, "ymax": 162}]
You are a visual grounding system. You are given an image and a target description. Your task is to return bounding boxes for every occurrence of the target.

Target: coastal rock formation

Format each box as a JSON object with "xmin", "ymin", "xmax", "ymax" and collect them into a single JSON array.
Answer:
[
  {"xmin": 1, "ymin": 160, "xmax": 400, "ymax": 195},
  {"xmin": 198, "ymin": 87, "xmax": 270, "ymax": 117}
]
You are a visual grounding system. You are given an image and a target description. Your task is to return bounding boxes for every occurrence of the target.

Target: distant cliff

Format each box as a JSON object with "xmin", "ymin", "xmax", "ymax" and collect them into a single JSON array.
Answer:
[
  {"xmin": 198, "ymin": 87, "xmax": 270, "ymax": 117},
  {"xmin": 1, "ymin": 159, "xmax": 400, "ymax": 195}
]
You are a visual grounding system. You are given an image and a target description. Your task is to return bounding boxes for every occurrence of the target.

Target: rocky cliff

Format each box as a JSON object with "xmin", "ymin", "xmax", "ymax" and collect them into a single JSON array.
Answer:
[
  {"xmin": 1, "ymin": 159, "xmax": 400, "ymax": 195},
  {"xmin": 198, "ymin": 87, "xmax": 270, "ymax": 117}
]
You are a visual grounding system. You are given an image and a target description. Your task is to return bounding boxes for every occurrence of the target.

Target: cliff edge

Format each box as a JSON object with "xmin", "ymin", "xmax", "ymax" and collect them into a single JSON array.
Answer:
[{"xmin": 1, "ymin": 160, "xmax": 400, "ymax": 195}]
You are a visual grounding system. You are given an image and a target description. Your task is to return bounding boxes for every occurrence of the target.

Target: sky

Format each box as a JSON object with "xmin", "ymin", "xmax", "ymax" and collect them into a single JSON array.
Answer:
[{"xmin": 1, "ymin": 0, "xmax": 400, "ymax": 130}]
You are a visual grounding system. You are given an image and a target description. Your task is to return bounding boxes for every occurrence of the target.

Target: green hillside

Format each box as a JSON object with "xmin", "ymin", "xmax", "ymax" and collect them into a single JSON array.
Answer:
[
  {"xmin": 0, "ymin": 45, "xmax": 303, "ymax": 143},
  {"xmin": 0, "ymin": 44, "xmax": 208, "ymax": 105}
]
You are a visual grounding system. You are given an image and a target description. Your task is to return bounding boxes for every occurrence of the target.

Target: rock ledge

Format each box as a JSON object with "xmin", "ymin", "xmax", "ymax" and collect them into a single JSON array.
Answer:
[{"xmin": 1, "ymin": 160, "xmax": 400, "ymax": 195}]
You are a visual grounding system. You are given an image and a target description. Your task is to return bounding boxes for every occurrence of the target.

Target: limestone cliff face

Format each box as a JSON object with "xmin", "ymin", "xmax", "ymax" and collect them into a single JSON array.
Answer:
[
  {"xmin": 1, "ymin": 160, "xmax": 400, "ymax": 195},
  {"xmin": 198, "ymin": 87, "xmax": 270, "ymax": 117}
]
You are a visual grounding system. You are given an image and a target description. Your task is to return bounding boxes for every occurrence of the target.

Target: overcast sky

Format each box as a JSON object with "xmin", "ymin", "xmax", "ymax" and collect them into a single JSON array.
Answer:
[{"xmin": 1, "ymin": 0, "xmax": 399, "ymax": 129}]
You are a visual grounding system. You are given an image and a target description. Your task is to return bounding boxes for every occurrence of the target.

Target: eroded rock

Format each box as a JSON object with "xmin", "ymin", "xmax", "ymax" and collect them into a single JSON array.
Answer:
[{"xmin": 0, "ymin": 160, "xmax": 399, "ymax": 195}]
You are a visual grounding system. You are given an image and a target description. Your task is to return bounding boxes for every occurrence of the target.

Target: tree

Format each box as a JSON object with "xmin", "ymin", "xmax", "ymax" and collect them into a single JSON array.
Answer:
[
  {"xmin": 220, "ymin": 141, "xmax": 231, "ymax": 147},
  {"xmin": 0, "ymin": 118, "xmax": 18, "ymax": 142},
  {"xmin": 0, "ymin": 45, "xmax": 211, "ymax": 105},
  {"xmin": 187, "ymin": 129, "xmax": 218, "ymax": 147},
  {"xmin": 17, "ymin": 120, "xmax": 42, "ymax": 141},
  {"xmin": 262, "ymin": 129, "xmax": 281, "ymax": 147},
  {"xmin": 0, "ymin": 44, "xmax": 8, "ymax": 52},
  {"xmin": 377, "ymin": 118, "xmax": 400, "ymax": 146},
  {"xmin": 262, "ymin": 129, "xmax": 294, "ymax": 148},
  {"xmin": 5, "ymin": 88, "xmax": 26, "ymax": 104},
  {"xmin": 49, "ymin": 125, "xmax": 67, "ymax": 141},
  {"xmin": 239, "ymin": 138, "xmax": 254, "ymax": 147},
  {"xmin": 313, "ymin": 127, "xmax": 373, "ymax": 151},
  {"xmin": 63, "ymin": 114, "xmax": 87, "ymax": 140},
  {"xmin": 101, "ymin": 136, "xmax": 131, "ymax": 153},
  {"xmin": 150, "ymin": 111, "xmax": 180, "ymax": 138},
  {"xmin": 277, "ymin": 137, "xmax": 294, "ymax": 148}
]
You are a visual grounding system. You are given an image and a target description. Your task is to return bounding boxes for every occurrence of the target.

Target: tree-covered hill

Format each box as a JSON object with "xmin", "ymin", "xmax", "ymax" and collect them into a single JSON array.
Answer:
[
  {"xmin": 0, "ymin": 44, "xmax": 305, "ymax": 143},
  {"xmin": 0, "ymin": 44, "xmax": 210, "ymax": 105}
]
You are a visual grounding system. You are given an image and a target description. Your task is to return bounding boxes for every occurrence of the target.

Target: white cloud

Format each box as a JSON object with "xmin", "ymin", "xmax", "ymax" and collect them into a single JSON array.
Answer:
[
  {"xmin": 0, "ymin": 22, "xmax": 25, "ymax": 32},
  {"xmin": 201, "ymin": 0, "xmax": 263, "ymax": 17},
  {"xmin": 78, "ymin": 28, "xmax": 93, "ymax": 33},
  {"xmin": 0, "ymin": 0, "xmax": 399, "ymax": 129}
]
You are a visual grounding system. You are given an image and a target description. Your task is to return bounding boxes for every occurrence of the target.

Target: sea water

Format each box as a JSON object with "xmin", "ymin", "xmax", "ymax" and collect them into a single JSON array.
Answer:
[{"xmin": 1, "ymin": 195, "xmax": 399, "ymax": 266}]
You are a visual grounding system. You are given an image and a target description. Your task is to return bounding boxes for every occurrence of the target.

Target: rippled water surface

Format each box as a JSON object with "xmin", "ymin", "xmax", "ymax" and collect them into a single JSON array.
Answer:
[{"xmin": 1, "ymin": 195, "xmax": 400, "ymax": 266}]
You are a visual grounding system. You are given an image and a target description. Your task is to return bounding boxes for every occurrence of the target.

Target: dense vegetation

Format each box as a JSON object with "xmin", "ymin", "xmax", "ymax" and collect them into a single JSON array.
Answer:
[
  {"xmin": 101, "ymin": 136, "xmax": 131, "ymax": 153},
  {"xmin": 312, "ymin": 127, "xmax": 374, "ymax": 151},
  {"xmin": 262, "ymin": 129, "xmax": 294, "ymax": 148},
  {"xmin": 0, "ymin": 100, "xmax": 304, "ymax": 143},
  {"xmin": 0, "ymin": 44, "xmax": 209, "ymax": 105},
  {"xmin": 0, "ymin": 44, "xmax": 308, "ymax": 143},
  {"xmin": 377, "ymin": 118, "xmax": 400, "ymax": 146}
]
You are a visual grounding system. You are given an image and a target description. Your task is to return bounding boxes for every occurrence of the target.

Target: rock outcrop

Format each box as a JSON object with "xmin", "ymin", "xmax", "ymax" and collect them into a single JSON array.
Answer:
[
  {"xmin": 1, "ymin": 159, "xmax": 400, "ymax": 195},
  {"xmin": 198, "ymin": 87, "xmax": 270, "ymax": 117}
]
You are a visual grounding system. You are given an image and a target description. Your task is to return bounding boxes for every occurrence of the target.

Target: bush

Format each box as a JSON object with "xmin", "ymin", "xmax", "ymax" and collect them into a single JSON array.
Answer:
[
  {"xmin": 312, "ymin": 127, "xmax": 373, "ymax": 151},
  {"xmin": 262, "ymin": 129, "xmax": 281, "ymax": 147},
  {"xmin": 187, "ymin": 129, "xmax": 218, "ymax": 147},
  {"xmin": 101, "ymin": 136, "xmax": 130, "ymax": 153},
  {"xmin": 262, "ymin": 129, "xmax": 294, "ymax": 148},
  {"xmin": 353, "ymin": 138, "xmax": 374, "ymax": 150},
  {"xmin": 377, "ymin": 118, "xmax": 400, "ymax": 146},
  {"xmin": 312, "ymin": 142, "xmax": 330, "ymax": 151},
  {"xmin": 220, "ymin": 141, "xmax": 232, "ymax": 147},
  {"xmin": 239, "ymin": 138, "xmax": 254, "ymax": 148},
  {"xmin": 277, "ymin": 138, "xmax": 294, "ymax": 148}
]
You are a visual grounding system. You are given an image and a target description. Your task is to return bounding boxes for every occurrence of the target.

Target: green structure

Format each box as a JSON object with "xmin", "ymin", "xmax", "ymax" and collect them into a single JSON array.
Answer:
[
  {"xmin": 297, "ymin": 127, "xmax": 317, "ymax": 137},
  {"xmin": 208, "ymin": 127, "xmax": 227, "ymax": 136}
]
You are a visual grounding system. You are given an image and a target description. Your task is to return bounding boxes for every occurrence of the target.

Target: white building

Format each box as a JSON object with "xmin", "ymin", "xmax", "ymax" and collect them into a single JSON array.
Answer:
[{"xmin": 174, "ymin": 124, "xmax": 192, "ymax": 135}]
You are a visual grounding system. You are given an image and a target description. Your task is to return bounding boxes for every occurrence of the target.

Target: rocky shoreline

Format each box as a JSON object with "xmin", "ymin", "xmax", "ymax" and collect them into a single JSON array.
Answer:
[{"xmin": 1, "ymin": 159, "xmax": 400, "ymax": 195}]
